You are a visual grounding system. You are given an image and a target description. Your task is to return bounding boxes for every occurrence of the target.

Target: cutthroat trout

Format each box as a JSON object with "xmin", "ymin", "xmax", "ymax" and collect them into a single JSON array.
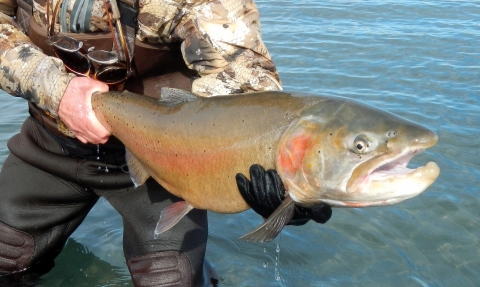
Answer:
[{"xmin": 92, "ymin": 88, "xmax": 440, "ymax": 242}]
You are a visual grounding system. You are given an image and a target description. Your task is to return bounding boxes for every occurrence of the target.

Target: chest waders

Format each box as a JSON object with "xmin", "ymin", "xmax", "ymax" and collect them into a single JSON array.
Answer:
[{"xmin": 0, "ymin": 1, "xmax": 216, "ymax": 286}]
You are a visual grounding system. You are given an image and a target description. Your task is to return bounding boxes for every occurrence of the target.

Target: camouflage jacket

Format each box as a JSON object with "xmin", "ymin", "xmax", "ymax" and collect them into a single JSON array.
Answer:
[{"xmin": 0, "ymin": 0, "xmax": 281, "ymax": 121}]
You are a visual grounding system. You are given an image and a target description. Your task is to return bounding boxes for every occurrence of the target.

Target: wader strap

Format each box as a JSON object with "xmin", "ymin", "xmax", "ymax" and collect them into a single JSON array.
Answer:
[
  {"xmin": 70, "ymin": 0, "xmax": 86, "ymax": 32},
  {"xmin": 80, "ymin": 0, "xmax": 95, "ymax": 32},
  {"xmin": 60, "ymin": 0, "xmax": 69, "ymax": 32},
  {"xmin": 15, "ymin": 0, "xmax": 33, "ymax": 33},
  {"xmin": 28, "ymin": 102, "xmax": 64, "ymax": 137},
  {"xmin": 18, "ymin": 0, "xmax": 139, "ymax": 34},
  {"xmin": 118, "ymin": 0, "xmax": 139, "ymax": 31}
]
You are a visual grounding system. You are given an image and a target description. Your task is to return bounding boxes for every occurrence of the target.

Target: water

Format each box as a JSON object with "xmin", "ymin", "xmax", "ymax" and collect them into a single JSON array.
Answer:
[{"xmin": 1, "ymin": 0, "xmax": 479, "ymax": 286}]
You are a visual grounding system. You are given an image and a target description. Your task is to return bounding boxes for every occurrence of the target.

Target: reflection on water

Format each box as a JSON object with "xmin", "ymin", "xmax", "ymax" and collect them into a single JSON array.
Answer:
[
  {"xmin": 41, "ymin": 239, "xmax": 131, "ymax": 286},
  {"xmin": 0, "ymin": 238, "xmax": 130, "ymax": 286},
  {"xmin": 0, "ymin": 0, "xmax": 479, "ymax": 286}
]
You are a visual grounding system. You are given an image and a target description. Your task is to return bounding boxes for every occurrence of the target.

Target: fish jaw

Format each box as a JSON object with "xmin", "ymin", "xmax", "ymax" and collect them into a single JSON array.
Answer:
[
  {"xmin": 338, "ymin": 127, "xmax": 440, "ymax": 207},
  {"xmin": 329, "ymin": 151, "xmax": 440, "ymax": 207}
]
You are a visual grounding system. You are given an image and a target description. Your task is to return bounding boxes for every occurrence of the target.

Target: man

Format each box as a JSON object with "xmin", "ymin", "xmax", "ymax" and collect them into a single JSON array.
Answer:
[{"xmin": 0, "ymin": 0, "xmax": 331, "ymax": 285}]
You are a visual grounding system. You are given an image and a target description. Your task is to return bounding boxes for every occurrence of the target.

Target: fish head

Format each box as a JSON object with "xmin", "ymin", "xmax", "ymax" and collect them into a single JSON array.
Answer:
[{"xmin": 276, "ymin": 96, "xmax": 440, "ymax": 208}]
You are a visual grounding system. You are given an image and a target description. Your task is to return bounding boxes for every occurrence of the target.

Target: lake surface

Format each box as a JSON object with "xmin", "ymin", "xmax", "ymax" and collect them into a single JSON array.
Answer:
[{"xmin": 1, "ymin": 0, "xmax": 479, "ymax": 286}]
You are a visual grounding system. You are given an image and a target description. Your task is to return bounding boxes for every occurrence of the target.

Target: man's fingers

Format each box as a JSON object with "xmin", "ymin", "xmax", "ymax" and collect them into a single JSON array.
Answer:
[
  {"xmin": 236, "ymin": 173, "xmax": 256, "ymax": 207},
  {"xmin": 249, "ymin": 164, "xmax": 267, "ymax": 204},
  {"xmin": 85, "ymin": 118, "xmax": 110, "ymax": 143},
  {"xmin": 263, "ymin": 171, "xmax": 282, "ymax": 213},
  {"xmin": 75, "ymin": 135, "xmax": 88, "ymax": 144},
  {"xmin": 59, "ymin": 77, "xmax": 111, "ymax": 144}
]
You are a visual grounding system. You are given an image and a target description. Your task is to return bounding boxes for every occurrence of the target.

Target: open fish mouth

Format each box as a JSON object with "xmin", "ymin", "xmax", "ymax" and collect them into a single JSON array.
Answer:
[
  {"xmin": 325, "ymin": 149, "xmax": 440, "ymax": 208},
  {"xmin": 369, "ymin": 149, "xmax": 424, "ymax": 180}
]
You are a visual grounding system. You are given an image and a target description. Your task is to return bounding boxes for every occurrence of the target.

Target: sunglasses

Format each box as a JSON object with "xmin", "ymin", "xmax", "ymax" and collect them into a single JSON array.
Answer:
[{"xmin": 47, "ymin": 0, "xmax": 131, "ymax": 85}]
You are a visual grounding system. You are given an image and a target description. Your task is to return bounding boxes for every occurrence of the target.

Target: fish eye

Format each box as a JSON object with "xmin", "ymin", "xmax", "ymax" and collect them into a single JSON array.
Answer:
[
  {"xmin": 352, "ymin": 134, "xmax": 377, "ymax": 154},
  {"xmin": 355, "ymin": 140, "xmax": 367, "ymax": 152}
]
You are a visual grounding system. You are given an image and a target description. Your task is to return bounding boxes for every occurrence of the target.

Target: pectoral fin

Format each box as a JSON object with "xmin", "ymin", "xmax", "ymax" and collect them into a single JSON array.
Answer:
[
  {"xmin": 126, "ymin": 148, "xmax": 150, "ymax": 187},
  {"xmin": 154, "ymin": 201, "xmax": 194, "ymax": 239},
  {"xmin": 239, "ymin": 194, "xmax": 295, "ymax": 242}
]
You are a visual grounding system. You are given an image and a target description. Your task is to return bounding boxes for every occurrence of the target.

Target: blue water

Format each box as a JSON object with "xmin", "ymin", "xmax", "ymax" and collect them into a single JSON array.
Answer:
[{"xmin": 1, "ymin": 0, "xmax": 479, "ymax": 286}]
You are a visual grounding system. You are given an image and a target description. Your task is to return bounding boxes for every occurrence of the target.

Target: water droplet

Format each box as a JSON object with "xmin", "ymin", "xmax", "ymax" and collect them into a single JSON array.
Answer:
[
  {"xmin": 275, "ymin": 268, "xmax": 280, "ymax": 281},
  {"xmin": 105, "ymin": 167, "xmax": 109, "ymax": 173},
  {"xmin": 263, "ymin": 248, "xmax": 267, "ymax": 253},
  {"xmin": 263, "ymin": 262, "xmax": 268, "ymax": 268},
  {"xmin": 276, "ymin": 244, "xmax": 280, "ymax": 253}
]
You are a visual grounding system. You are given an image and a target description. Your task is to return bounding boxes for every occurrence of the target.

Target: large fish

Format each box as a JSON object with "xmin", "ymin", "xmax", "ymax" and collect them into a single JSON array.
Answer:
[{"xmin": 92, "ymin": 88, "xmax": 440, "ymax": 242}]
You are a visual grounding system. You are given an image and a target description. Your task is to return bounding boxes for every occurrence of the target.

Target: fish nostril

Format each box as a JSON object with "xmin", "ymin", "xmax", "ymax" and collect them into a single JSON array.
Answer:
[{"xmin": 386, "ymin": 130, "xmax": 396, "ymax": 138}]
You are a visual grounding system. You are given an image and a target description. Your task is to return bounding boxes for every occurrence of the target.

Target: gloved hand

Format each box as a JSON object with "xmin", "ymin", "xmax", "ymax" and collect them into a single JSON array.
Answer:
[{"xmin": 236, "ymin": 164, "xmax": 332, "ymax": 226}]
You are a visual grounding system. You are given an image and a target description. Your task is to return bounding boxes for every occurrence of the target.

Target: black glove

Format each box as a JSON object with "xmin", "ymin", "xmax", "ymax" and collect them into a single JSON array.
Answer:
[{"xmin": 236, "ymin": 164, "xmax": 332, "ymax": 226}]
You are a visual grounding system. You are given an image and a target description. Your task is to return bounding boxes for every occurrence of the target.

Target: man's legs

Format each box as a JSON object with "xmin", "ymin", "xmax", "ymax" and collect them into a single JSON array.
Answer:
[
  {"xmin": 0, "ymin": 152, "xmax": 98, "ymax": 275},
  {"xmin": 0, "ymin": 118, "xmax": 100, "ymax": 277},
  {"xmin": 101, "ymin": 179, "xmax": 217, "ymax": 287}
]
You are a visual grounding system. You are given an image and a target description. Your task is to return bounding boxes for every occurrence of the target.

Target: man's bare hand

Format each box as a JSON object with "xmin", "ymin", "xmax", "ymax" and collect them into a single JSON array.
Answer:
[{"xmin": 59, "ymin": 77, "xmax": 111, "ymax": 144}]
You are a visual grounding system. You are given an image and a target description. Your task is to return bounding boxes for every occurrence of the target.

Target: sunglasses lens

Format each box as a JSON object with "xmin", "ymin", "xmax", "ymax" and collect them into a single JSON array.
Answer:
[
  {"xmin": 51, "ymin": 35, "xmax": 83, "ymax": 52},
  {"xmin": 95, "ymin": 66, "xmax": 128, "ymax": 84},
  {"xmin": 53, "ymin": 47, "xmax": 90, "ymax": 75},
  {"xmin": 87, "ymin": 50, "xmax": 119, "ymax": 65}
]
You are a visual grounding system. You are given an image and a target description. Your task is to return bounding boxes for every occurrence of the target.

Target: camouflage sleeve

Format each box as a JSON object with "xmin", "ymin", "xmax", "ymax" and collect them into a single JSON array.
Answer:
[
  {"xmin": 0, "ymin": 17, "xmax": 74, "ymax": 117},
  {"xmin": 179, "ymin": 0, "xmax": 282, "ymax": 97},
  {"xmin": 136, "ymin": 0, "xmax": 281, "ymax": 97}
]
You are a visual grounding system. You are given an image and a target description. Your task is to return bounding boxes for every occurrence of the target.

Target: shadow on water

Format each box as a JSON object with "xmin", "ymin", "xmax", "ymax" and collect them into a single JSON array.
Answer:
[{"xmin": 0, "ymin": 239, "xmax": 132, "ymax": 287}]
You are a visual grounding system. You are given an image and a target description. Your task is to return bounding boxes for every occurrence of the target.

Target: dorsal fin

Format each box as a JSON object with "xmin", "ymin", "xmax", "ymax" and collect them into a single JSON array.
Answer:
[
  {"xmin": 125, "ymin": 148, "xmax": 150, "ymax": 187},
  {"xmin": 159, "ymin": 88, "xmax": 199, "ymax": 107}
]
